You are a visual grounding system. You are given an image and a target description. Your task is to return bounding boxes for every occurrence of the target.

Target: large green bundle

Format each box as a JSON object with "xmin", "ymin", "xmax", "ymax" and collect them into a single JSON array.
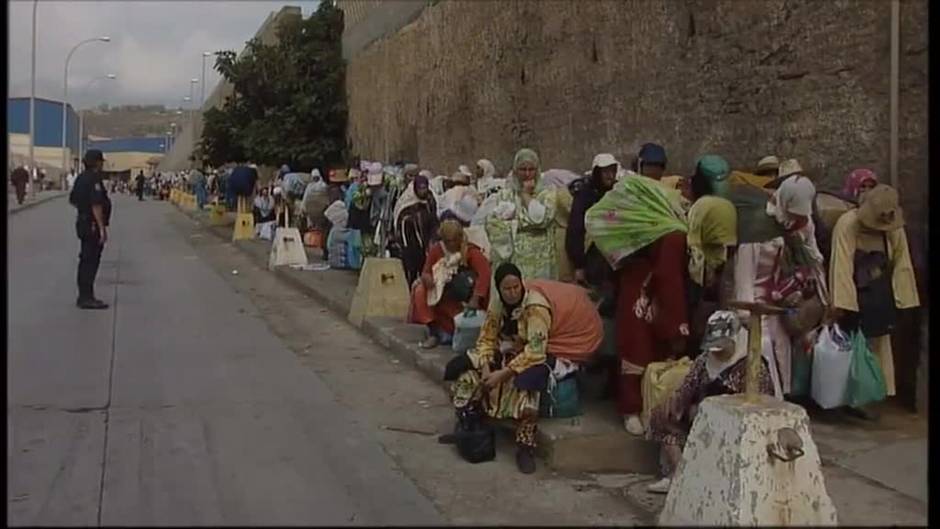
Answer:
[{"xmin": 584, "ymin": 175, "xmax": 688, "ymax": 269}]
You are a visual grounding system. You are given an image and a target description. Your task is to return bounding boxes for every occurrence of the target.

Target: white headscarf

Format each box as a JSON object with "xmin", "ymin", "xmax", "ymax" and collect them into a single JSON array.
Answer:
[
  {"xmin": 476, "ymin": 159, "xmax": 496, "ymax": 180},
  {"xmin": 324, "ymin": 200, "xmax": 349, "ymax": 228}
]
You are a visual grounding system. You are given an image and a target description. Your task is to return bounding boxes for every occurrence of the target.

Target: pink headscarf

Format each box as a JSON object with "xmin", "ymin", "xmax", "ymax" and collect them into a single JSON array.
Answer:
[{"xmin": 843, "ymin": 169, "xmax": 878, "ymax": 200}]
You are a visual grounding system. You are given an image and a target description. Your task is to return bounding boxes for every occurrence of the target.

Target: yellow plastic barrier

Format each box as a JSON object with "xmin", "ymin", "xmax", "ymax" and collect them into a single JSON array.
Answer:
[{"xmin": 232, "ymin": 196, "xmax": 255, "ymax": 241}]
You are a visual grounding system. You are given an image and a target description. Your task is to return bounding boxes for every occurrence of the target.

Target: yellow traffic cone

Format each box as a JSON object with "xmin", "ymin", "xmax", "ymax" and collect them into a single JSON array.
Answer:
[{"xmin": 232, "ymin": 196, "xmax": 254, "ymax": 241}]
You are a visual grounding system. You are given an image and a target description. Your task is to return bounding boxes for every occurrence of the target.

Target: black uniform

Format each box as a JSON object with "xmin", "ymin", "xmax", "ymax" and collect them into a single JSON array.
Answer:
[{"xmin": 69, "ymin": 169, "xmax": 112, "ymax": 304}]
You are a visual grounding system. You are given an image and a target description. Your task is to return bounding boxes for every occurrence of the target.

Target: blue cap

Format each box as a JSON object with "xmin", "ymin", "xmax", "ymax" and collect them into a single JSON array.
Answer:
[{"xmin": 638, "ymin": 143, "xmax": 667, "ymax": 166}]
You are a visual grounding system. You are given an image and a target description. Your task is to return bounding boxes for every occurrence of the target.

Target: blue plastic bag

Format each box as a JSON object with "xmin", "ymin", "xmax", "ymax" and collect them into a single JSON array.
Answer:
[
  {"xmin": 452, "ymin": 309, "xmax": 485, "ymax": 354},
  {"xmin": 844, "ymin": 330, "xmax": 887, "ymax": 409},
  {"xmin": 327, "ymin": 227, "xmax": 363, "ymax": 270}
]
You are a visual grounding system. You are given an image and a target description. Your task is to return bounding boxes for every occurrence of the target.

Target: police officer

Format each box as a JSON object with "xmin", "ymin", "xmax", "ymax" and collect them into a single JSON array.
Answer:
[{"xmin": 69, "ymin": 150, "xmax": 112, "ymax": 310}]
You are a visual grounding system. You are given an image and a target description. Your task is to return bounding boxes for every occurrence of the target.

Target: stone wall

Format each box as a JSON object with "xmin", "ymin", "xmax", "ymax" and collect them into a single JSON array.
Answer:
[
  {"xmin": 337, "ymin": 0, "xmax": 427, "ymax": 60},
  {"xmin": 345, "ymin": 0, "xmax": 926, "ymax": 197},
  {"xmin": 345, "ymin": 0, "xmax": 929, "ymax": 409}
]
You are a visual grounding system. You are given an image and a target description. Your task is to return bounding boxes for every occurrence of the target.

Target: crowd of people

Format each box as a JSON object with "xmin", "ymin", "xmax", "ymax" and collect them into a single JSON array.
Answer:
[{"xmin": 168, "ymin": 145, "xmax": 919, "ymax": 484}]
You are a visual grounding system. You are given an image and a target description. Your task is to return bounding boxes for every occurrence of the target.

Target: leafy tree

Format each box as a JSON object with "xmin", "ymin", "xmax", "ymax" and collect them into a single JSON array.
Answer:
[{"xmin": 198, "ymin": 1, "xmax": 347, "ymax": 171}]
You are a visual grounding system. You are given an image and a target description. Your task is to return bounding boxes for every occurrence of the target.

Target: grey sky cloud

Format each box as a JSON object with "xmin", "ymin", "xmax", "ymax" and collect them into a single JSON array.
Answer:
[{"xmin": 8, "ymin": 0, "xmax": 319, "ymax": 110}]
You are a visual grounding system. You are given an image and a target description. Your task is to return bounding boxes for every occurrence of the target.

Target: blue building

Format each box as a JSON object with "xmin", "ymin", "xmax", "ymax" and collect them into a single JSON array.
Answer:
[
  {"xmin": 86, "ymin": 137, "xmax": 167, "ymax": 154},
  {"xmin": 7, "ymin": 97, "xmax": 80, "ymax": 152}
]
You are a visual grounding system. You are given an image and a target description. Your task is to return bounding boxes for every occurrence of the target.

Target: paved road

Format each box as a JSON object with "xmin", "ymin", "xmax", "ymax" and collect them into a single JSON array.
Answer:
[{"xmin": 7, "ymin": 196, "xmax": 443, "ymax": 525}]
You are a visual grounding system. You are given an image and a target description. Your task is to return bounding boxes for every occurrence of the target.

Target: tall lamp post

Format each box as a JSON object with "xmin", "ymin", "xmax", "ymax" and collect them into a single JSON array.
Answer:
[
  {"xmin": 188, "ymin": 79, "xmax": 199, "ymax": 167},
  {"xmin": 201, "ymin": 52, "xmax": 215, "ymax": 107},
  {"xmin": 78, "ymin": 74, "xmax": 117, "ymax": 163},
  {"xmin": 28, "ymin": 0, "xmax": 38, "ymax": 199},
  {"xmin": 61, "ymin": 36, "xmax": 111, "ymax": 187}
]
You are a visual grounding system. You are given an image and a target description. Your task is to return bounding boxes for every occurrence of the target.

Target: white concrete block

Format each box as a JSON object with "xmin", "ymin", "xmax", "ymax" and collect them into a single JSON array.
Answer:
[{"xmin": 659, "ymin": 394, "xmax": 838, "ymax": 526}]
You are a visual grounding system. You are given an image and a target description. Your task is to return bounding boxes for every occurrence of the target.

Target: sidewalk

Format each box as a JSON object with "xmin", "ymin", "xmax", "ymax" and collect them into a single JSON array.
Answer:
[
  {"xmin": 7, "ymin": 190, "xmax": 68, "ymax": 215},
  {"xmin": 178, "ymin": 204, "xmax": 927, "ymax": 523}
]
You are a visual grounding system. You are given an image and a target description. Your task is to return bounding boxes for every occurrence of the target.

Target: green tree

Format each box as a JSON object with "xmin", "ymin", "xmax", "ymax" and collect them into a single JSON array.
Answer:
[{"xmin": 198, "ymin": 1, "xmax": 347, "ymax": 171}]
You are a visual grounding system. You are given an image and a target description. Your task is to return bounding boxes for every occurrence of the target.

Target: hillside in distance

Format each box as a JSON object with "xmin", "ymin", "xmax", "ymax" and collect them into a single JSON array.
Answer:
[{"xmin": 81, "ymin": 104, "xmax": 193, "ymax": 139}]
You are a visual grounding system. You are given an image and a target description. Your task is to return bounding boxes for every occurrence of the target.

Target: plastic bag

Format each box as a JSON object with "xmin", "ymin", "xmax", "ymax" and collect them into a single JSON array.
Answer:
[
  {"xmin": 539, "ymin": 375, "xmax": 581, "ymax": 418},
  {"xmin": 845, "ymin": 330, "xmax": 887, "ymax": 409},
  {"xmin": 810, "ymin": 325, "xmax": 852, "ymax": 409},
  {"xmin": 257, "ymin": 221, "xmax": 277, "ymax": 241},
  {"xmin": 452, "ymin": 310, "xmax": 486, "ymax": 354},
  {"xmin": 327, "ymin": 227, "xmax": 362, "ymax": 270},
  {"xmin": 641, "ymin": 357, "xmax": 693, "ymax": 428}
]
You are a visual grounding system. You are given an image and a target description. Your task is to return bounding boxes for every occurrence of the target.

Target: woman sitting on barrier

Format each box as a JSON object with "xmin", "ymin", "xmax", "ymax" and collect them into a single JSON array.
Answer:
[
  {"xmin": 409, "ymin": 219, "xmax": 491, "ymax": 349},
  {"xmin": 440, "ymin": 263, "xmax": 603, "ymax": 474},
  {"xmin": 645, "ymin": 311, "xmax": 773, "ymax": 494}
]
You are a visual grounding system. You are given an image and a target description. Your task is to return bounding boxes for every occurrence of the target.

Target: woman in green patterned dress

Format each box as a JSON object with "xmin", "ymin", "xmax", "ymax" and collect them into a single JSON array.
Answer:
[{"xmin": 485, "ymin": 148, "xmax": 559, "ymax": 280}]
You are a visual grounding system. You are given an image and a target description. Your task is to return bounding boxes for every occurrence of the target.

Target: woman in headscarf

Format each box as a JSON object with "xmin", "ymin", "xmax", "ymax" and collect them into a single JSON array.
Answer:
[
  {"xmin": 402, "ymin": 163, "xmax": 420, "ymax": 187},
  {"xmin": 409, "ymin": 219, "xmax": 491, "ymax": 349},
  {"xmin": 841, "ymin": 168, "xmax": 878, "ymax": 203},
  {"xmin": 440, "ymin": 263, "xmax": 603, "ymax": 474},
  {"xmin": 645, "ymin": 311, "xmax": 774, "ymax": 494},
  {"xmin": 485, "ymin": 148, "xmax": 559, "ymax": 280},
  {"xmin": 348, "ymin": 164, "xmax": 381, "ymax": 254},
  {"xmin": 474, "ymin": 159, "xmax": 499, "ymax": 196},
  {"xmin": 828, "ymin": 184, "xmax": 919, "ymax": 420},
  {"xmin": 253, "ymin": 186, "xmax": 275, "ymax": 223},
  {"xmin": 302, "ymin": 170, "xmax": 331, "ymax": 232},
  {"xmin": 732, "ymin": 160, "xmax": 828, "ymax": 400},
  {"xmin": 394, "ymin": 173, "xmax": 439, "ymax": 285},
  {"xmin": 686, "ymin": 156, "xmax": 738, "ymax": 356},
  {"xmin": 584, "ymin": 172, "xmax": 690, "ymax": 436}
]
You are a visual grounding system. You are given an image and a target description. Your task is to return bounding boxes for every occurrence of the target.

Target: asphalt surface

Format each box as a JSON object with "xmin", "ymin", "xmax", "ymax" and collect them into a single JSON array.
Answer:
[{"xmin": 7, "ymin": 195, "xmax": 443, "ymax": 526}]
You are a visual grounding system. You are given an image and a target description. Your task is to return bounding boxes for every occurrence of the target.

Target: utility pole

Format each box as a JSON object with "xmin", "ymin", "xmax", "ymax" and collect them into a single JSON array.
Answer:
[{"xmin": 28, "ymin": 0, "xmax": 38, "ymax": 199}]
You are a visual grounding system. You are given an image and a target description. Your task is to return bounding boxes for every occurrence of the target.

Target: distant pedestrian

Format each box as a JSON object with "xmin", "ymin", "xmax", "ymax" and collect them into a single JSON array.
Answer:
[
  {"xmin": 11, "ymin": 166, "xmax": 29, "ymax": 205},
  {"xmin": 135, "ymin": 170, "xmax": 146, "ymax": 201},
  {"xmin": 69, "ymin": 150, "xmax": 112, "ymax": 310}
]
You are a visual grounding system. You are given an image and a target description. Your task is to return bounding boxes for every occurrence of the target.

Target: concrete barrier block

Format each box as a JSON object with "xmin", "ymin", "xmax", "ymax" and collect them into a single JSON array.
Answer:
[
  {"xmin": 659, "ymin": 394, "xmax": 838, "ymax": 526},
  {"xmin": 347, "ymin": 258, "xmax": 410, "ymax": 327}
]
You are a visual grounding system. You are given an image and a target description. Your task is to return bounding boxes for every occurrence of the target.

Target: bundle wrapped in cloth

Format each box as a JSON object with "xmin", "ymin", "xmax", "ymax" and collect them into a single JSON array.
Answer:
[
  {"xmin": 283, "ymin": 172, "xmax": 313, "ymax": 198},
  {"xmin": 584, "ymin": 174, "xmax": 688, "ymax": 269},
  {"xmin": 302, "ymin": 171, "xmax": 330, "ymax": 229}
]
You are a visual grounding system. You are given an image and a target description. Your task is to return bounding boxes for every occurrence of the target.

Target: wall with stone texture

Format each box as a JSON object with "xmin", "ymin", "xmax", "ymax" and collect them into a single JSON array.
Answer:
[{"xmin": 345, "ymin": 0, "xmax": 929, "ymax": 409}]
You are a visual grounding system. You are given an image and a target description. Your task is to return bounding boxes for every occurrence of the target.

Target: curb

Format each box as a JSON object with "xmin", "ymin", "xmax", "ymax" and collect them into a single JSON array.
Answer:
[{"xmin": 8, "ymin": 192, "xmax": 68, "ymax": 215}]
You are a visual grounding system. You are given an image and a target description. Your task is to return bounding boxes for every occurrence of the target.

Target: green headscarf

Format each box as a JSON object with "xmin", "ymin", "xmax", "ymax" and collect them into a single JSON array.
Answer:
[
  {"xmin": 511, "ymin": 147, "xmax": 542, "ymax": 193},
  {"xmin": 697, "ymin": 155, "xmax": 731, "ymax": 197},
  {"xmin": 585, "ymin": 174, "xmax": 688, "ymax": 268},
  {"xmin": 513, "ymin": 148, "xmax": 541, "ymax": 171}
]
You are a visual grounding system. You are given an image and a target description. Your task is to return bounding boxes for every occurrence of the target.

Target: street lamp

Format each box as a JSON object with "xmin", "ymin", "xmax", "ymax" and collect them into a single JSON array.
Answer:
[
  {"xmin": 189, "ymin": 79, "xmax": 199, "ymax": 166},
  {"xmin": 201, "ymin": 52, "xmax": 216, "ymax": 108},
  {"xmin": 61, "ymin": 35, "xmax": 111, "ymax": 186},
  {"xmin": 78, "ymin": 74, "xmax": 117, "ymax": 162},
  {"xmin": 28, "ymin": 0, "xmax": 38, "ymax": 198}
]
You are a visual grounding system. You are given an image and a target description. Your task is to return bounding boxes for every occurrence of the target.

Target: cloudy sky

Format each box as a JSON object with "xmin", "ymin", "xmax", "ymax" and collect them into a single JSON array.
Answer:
[{"xmin": 8, "ymin": 0, "xmax": 320, "ymax": 110}]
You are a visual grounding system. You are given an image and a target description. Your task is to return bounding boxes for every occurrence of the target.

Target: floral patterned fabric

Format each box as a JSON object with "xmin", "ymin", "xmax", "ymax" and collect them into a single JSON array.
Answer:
[
  {"xmin": 585, "ymin": 174, "xmax": 688, "ymax": 269},
  {"xmin": 485, "ymin": 187, "xmax": 559, "ymax": 280}
]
